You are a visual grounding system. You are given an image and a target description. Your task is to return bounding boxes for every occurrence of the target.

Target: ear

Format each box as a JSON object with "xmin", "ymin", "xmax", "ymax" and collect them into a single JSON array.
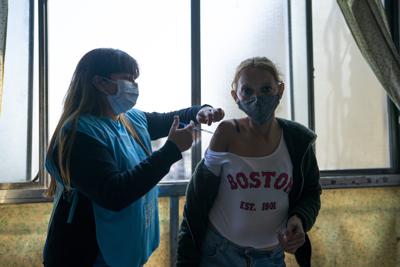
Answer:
[
  {"xmin": 231, "ymin": 90, "xmax": 239, "ymax": 103},
  {"xmin": 92, "ymin": 75, "xmax": 108, "ymax": 94},
  {"xmin": 93, "ymin": 75, "xmax": 117, "ymax": 95},
  {"xmin": 278, "ymin": 82, "xmax": 285, "ymax": 99}
]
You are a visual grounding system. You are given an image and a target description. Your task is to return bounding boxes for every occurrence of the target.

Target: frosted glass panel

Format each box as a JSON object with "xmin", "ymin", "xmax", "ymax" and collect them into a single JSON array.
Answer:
[
  {"xmin": 313, "ymin": 0, "xmax": 390, "ymax": 170},
  {"xmin": 291, "ymin": 0, "xmax": 309, "ymax": 127},
  {"xmin": 201, "ymin": 0, "xmax": 291, "ymax": 153},
  {"xmin": 48, "ymin": 0, "xmax": 191, "ymax": 181},
  {"xmin": 0, "ymin": 1, "xmax": 31, "ymax": 182}
]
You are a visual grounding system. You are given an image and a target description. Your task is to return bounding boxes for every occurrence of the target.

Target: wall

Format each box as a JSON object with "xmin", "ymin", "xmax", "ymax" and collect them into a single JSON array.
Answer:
[{"xmin": 0, "ymin": 187, "xmax": 399, "ymax": 267}]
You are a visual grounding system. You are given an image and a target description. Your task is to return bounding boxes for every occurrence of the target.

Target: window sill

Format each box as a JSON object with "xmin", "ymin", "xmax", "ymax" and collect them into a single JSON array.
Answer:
[
  {"xmin": 320, "ymin": 174, "xmax": 400, "ymax": 189},
  {"xmin": 0, "ymin": 187, "xmax": 51, "ymax": 204},
  {"xmin": 1, "ymin": 175, "xmax": 400, "ymax": 204},
  {"xmin": 0, "ymin": 181, "xmax": 190, "ymax": 204}
]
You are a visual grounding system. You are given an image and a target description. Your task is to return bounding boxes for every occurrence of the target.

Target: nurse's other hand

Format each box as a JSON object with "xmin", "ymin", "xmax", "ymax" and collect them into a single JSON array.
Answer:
[
  {"xmin": 168, "ymin": 116, "xmax": 194, "ymax": 152},
  {"xmin": 196, "ymin": 107, "xmax": 225, "ymax": 126}
]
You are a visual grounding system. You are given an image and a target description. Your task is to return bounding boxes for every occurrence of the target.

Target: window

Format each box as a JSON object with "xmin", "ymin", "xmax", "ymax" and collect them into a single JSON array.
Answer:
[
  {"xmin": 0, "ymin": 0, "xmax": 399, "ymax": 202},
  {"xmin": 200, "ymin": 0, "xmax": 292, "ymax": 153},
  {"xmin": 0, "ymin": 0, "xmax": 37, "ymax": 184},
  {"xmin": 47, "ymin": 0, "xmax": 192, "ymax": 181},
  {"xmin": 312, "ymin": 0, "xmax": 391, "ymax": 171}
]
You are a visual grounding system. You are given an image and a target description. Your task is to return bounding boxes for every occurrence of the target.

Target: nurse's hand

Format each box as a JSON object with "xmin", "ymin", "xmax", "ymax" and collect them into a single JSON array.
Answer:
[
  {"xmin": 168, "ymin": 116, "xmax": 194, "ymax": 152},
  {"xmin": 196, "ymin": 106, "xmax": 225, "ymax": 126}
]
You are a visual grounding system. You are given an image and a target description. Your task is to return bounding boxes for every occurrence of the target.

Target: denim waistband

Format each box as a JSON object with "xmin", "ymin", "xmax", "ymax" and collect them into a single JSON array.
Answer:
[{"xmin": 208, "ymin": 223, "xmax": 282, "ymax": 256}]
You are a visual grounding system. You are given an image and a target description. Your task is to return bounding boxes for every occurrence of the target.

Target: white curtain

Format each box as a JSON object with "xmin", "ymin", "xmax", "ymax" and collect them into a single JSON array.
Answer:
[
  {"xmin": 337, "ymin": 0, "xmax": 400, "ymax": 110},
  {"xmin": 0, "ymin": 0, "xmax": 7, "ymax": 114}
]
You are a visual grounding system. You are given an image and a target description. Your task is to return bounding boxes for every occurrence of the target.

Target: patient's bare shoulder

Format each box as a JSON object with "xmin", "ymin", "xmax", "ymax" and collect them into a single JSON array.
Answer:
[{"xmin": 209, "ymin": 120, "xmax": 237, "ymax": 152}]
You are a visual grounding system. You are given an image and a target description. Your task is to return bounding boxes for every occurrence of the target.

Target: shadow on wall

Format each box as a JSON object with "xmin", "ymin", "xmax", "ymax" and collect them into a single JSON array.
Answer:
[{"xmin": 0, "ymin": 188, "xmax": 399, "ymax": 267}]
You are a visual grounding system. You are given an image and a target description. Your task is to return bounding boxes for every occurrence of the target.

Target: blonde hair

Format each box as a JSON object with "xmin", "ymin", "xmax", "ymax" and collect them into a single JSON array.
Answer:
[
  {"xmin": 46, "ymin": 48, "xmax": 139, "ymax": 196},
  {"xmin": 231, "ymin": 57, "xmax": 281, "ymax": 91}
]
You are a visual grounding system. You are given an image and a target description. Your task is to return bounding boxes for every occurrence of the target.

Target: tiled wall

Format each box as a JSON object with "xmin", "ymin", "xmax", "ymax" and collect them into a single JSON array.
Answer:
[{"xmin": 0, "ymin": 187, "xmax": 399, "ymax": 267}]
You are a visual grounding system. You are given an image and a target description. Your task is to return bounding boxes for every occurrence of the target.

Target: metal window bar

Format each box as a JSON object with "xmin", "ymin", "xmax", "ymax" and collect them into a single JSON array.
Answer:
[
  {"xmin": 38, "ymin": 0, "xmax": 49, "ymax": 188},
  {"xmin": 287, "ymin": 0, "xmax": 295, "ymax": 121},
  {"xmin": 305, "ymin": 0, "xmax": 315, "ymax": 132},
  {"xmin": 385, "ymin": 0, "xmax": 400, "ymax": 172},
  {"xmin": 26, "ymin": 0, "xmax": 35, "ymax": 182},
  {"xmin": 191, "ymin": 0, "xmax": 202, "ymax": 172}
]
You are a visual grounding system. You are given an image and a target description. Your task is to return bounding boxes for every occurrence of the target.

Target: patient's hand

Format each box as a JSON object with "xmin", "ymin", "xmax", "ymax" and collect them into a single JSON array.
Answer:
[{"xmin": 278, "ymin": 215, "xmax": 305, "ymax": 254}]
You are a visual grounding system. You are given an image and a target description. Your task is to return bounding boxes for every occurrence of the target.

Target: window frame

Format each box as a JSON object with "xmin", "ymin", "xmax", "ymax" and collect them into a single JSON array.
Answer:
[
  {"xmin": 0, "ymin": 0, "xmax": 36, "ymax": 185},
  {"xmin": 312, "ymin": 0, "xmax": 400, "ymax": 188},
  {"xmin": 0, "ymin": 0, "xmax": 43, "ymax": 197},
  {"xmin": 0, "ymin": 0, "xmax": 399, "ymax": 205}
]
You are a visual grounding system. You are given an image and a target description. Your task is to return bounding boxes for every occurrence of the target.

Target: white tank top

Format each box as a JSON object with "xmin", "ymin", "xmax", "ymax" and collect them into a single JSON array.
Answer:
[{"xmin": 205, "ymin": 134, "xmax": 293, "ymax": 249}]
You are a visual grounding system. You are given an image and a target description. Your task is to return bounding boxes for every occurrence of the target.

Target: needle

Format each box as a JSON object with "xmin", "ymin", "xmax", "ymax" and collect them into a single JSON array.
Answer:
[{"xmin": 179, "ymin": 122, "xmax": 214, "ymax": 134}]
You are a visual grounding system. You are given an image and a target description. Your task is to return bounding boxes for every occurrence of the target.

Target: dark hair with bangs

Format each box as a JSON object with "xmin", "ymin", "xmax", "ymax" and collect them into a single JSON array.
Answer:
[
  {"xmin": 81, "ymin": 48, "xmax": 140, "ymax": 79},
  {"xmin": 46, "ymin": 48, "xmax": 140, "ymax": 196}
]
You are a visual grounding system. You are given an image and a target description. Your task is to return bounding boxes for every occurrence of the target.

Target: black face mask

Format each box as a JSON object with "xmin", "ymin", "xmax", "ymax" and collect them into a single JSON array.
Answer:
[{"xmin": 237, "ymin": 94, "xmax": 280, "ymax": 125}]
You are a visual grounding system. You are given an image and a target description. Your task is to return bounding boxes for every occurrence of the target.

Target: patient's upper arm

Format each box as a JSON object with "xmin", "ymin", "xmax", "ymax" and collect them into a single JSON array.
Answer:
[{"xmin": 209, "ymin": 120, "xmax": 234, "ymax": 152}]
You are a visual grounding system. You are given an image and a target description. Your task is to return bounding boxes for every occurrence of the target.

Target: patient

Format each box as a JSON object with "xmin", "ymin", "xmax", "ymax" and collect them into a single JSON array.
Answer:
[{"xmin": 177, "ymin": 57, "xmax": 321, "ymax": 267}]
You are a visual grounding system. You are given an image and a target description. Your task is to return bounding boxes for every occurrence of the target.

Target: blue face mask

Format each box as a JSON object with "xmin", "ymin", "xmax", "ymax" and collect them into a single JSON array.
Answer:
[
  {"xmin": 105, "ymin": 79, "xmax": 139, "ymax": 115},
  {"xmin": 237, "ymin": 94, "xmax": 280, "ymax": 125}
]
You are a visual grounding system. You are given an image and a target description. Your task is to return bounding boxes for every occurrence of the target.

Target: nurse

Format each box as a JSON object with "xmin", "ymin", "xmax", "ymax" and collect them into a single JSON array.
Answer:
[{"xmin": 43, "ymin": 48, "xmax": 224, "ymax": 267}]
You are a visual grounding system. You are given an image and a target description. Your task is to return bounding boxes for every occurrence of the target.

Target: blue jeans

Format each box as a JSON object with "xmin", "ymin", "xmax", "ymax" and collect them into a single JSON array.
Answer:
[{"xmin": 200, "ymin": 226, "xmax": 286, "ymax": 267}]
